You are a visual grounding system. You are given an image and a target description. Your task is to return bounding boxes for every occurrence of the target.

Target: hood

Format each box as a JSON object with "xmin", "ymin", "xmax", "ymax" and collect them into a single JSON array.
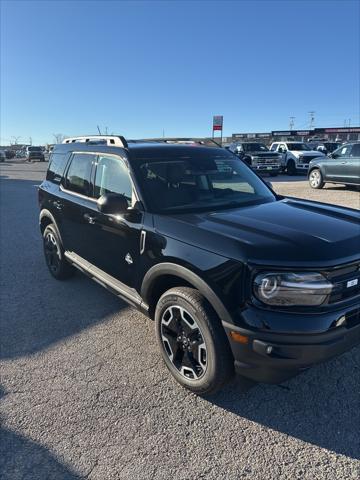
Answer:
[
  {"xmin": 249, "ymin": 152, "xmax": 280, "ymax": 157},
  {"xmin": 291, "ymin": 150, "xmax": 324, "ymax": 157},
  {"xmin": 154, "ymin": 199, "xmax": 360, "ymax": 267}
]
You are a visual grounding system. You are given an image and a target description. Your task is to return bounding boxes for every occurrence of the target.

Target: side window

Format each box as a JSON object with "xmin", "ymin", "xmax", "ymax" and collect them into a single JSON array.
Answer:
[
  {"xmin": 94, "ymin": 155, "xmax": 133, "ymax": 205},
  {"xmin": 334, "ymin": 145, "xmax": 352, "ymax": 157},
  {"xmin": 270, "ymin": 144, "xmax": 278, "ymax": 151},
  {"xmin": 350, "ymin": 144, "xmax": 360, "ymax": 157},
  {"xmin": 47, "ymin": 152, "xmax": 69, "ymax": 182},
  {"xmin": 64, "ymin": 153, "xmax": 94, "ymax": 196}
]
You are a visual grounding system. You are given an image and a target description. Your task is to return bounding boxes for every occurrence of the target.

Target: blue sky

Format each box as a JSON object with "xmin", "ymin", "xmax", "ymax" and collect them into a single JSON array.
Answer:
[{"xmin": 1, "ymin": 0, "xmax": 359, "ymax": 145}]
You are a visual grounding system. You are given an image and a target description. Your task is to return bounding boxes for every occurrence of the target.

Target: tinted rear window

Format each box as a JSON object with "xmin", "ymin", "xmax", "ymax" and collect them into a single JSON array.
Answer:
[{"xmin": 47, "ymin": 152, "xmax": 69, "ymax": 182}]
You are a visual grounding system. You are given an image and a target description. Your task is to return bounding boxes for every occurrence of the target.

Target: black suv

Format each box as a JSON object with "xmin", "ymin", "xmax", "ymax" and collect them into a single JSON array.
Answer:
[
  {"xmin": 38, "ymin": 136, "xmax": 360, "ymax": 395},
  {"xmin": 26, "ymin": 146, "xmax": 45, "ymax": 162},
  {"xmin": 228, "ymin": 141, "xmax": 281, "ymax": 176}
]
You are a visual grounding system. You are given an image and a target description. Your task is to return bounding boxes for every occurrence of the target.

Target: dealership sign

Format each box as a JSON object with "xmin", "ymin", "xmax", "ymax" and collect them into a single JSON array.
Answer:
[
  {"xmin": 213, "ymin": 115, "xmax": 223, "ymax": 131},
  {"xmin": 272, "ymin": 130, "xmax": 311, "ymax": 137}
]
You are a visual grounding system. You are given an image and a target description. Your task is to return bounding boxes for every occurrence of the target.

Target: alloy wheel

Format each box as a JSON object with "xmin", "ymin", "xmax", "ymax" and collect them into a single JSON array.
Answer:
[
  {"xmin": 160, "ymin": 305, "xmax": 207, "ymax": 380},
  {"xmin": 310, "ymin": 170, "xmax": 321, "ymax": 188},
  {"xmin": 44, "ymin": 231, "xmax": 61, "ymax": 274}
]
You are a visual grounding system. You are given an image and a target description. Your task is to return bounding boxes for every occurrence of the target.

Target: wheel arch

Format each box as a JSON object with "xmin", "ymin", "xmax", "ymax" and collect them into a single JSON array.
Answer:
[{"xmin": 141, "ymin": 263, "xmax": 233, "ymax": 324}]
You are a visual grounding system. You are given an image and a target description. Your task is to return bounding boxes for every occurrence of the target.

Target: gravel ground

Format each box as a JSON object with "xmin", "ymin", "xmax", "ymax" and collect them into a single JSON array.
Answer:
[{"xmin": 1, "ymin": 160, "xmax": 359, "ymax": 480}]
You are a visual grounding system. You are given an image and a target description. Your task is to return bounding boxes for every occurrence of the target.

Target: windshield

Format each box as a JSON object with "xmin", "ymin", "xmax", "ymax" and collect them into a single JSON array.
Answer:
[
  {"xmin": 28, "ymin": 146, "xmax": 42, "ymax": 152},
  {"xmin": 286, "ymin": 143, "xmax": 310, "ymax": 151},
  {"xmin": 242, "ymin": 143, "xmax": 269, "ymax": 152},
  {"xmin": 135, "ymin": 151, "xmax": 276, "ymax": 213}
]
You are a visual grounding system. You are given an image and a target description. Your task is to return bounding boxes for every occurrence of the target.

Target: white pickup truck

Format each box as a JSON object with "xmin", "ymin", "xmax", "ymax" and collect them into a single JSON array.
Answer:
[{"xmin": 270, "ymin": 141, "xmax": 325, "ymax": 175}]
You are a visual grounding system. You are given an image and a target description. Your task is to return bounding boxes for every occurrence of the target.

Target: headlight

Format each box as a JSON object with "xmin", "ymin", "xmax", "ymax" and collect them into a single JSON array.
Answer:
[{"xmin": 253, "ymin": 272, "xmax": 332, "ymax": 306}]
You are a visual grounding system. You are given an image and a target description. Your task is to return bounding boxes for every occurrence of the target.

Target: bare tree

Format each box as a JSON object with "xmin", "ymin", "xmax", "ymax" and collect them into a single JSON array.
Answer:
[
  {"xmin": 53, "ymin": 133, "xmax": 66, "ymax": 144},
  {"xmin": 11, "ymin": 136, "xmax": 21, "ymax": 145}
]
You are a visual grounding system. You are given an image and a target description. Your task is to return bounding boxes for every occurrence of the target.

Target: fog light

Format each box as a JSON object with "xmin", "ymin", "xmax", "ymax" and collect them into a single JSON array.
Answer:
[
  {"xmin": 230, "ymin": 332, "xmax": 249, "ymax": 344},
  {"xmin": 336, "ymin": 316, "xmax": 346, "ymax": 327},
  {"xmin": 266, "ymin": 345, "xmax": 273, "ymax": 355}
]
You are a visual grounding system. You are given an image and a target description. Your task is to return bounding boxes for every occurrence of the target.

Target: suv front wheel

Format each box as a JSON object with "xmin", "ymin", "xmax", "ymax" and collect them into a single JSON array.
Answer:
[{"xmin": 155, "ymin": 287, "xmax": 234, "ymax": 395}]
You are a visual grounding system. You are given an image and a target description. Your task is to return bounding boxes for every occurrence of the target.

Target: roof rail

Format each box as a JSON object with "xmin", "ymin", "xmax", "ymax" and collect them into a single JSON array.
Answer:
[
  {"xmin": 128, "ymin": 137, "xmax": 222, "ymax": 147},
  {"xmin": 62, "ymin": 135, "xmax": 128, "ymax": 148}
]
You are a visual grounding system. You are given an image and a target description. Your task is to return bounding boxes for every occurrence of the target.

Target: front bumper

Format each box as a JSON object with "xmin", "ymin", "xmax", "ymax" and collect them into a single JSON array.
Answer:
[
  {"xmin": 224, "ymin": 306, "xmax": 360, "ymax": 383},
  {"xmin": 252, "ymin": 165, "xmax": 281, "ymax": 172}
]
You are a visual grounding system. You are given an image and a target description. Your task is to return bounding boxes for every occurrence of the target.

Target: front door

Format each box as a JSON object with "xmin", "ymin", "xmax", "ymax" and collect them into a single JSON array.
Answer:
[
  {"xmin": 82, "ymin": 153, "xmax": 144, "ymax": 288},
  {"xmin": 324, "ymin": 144, "xmax": 352, "ymax": 182}
]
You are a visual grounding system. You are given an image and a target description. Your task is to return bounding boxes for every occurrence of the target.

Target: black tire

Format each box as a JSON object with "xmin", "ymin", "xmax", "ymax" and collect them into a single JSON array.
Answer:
[
  {"xmin": 287, "ymin": 159, "xmax": 297, "ymax": 176},
  {"xmin": 43, "ymin": 224, "xmax": 74, "ymax": 280},
  {"xmin": 155, "ymin": 287, "xmax": 234, "ymax": 395},
  {"xmin": 308, "ymin": 168, "xmax": 325, "ymax": 189}
]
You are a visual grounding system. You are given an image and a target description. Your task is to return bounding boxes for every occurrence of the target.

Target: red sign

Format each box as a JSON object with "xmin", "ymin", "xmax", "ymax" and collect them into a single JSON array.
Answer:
[{"xmin": 213, "ymin": 115, "xmax": 223, "ymax": 131}]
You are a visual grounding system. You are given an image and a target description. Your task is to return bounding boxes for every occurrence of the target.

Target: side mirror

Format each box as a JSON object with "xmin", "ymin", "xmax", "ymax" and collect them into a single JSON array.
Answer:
[{"xmin": 97, "ymin": 193, "xmax": 128, "ymax": 215}]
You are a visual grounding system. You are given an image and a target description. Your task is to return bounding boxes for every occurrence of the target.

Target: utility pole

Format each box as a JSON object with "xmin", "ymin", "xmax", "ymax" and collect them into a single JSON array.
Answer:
[
  {"xmin": 105, "ymin": 126, "xmax": 108, "ymax": 135},
  {"xmin": 29, "ymin": 137, "xmax": 32, "ymax": 146},
  {"xmin": 308, "ymin": 111, "xmax": 315, "ymax": 129},
  {"xmin": 289, "ymin": 117, "xmax": 295, "ymax": 130}
]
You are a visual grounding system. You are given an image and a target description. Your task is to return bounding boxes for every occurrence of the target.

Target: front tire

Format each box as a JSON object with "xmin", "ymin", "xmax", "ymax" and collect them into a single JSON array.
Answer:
[
  {"xmin": 43, "ymin": 224, "xmax": 74, "ymax": 280},
  {"xmin": 309, "ymin": 168, "xmax": 325, "ymax": 189},
  {"xmin": 155, "ymin": 287, "xmax": 234, "ymax": 395},
  {"xmin": 287, "ymin": 159, "xmax": 297, "ymax": 176}
]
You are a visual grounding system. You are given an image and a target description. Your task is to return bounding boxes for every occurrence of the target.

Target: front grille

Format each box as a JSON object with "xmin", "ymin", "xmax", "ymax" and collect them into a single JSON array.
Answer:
[
  {"xmin": 327, "ymin": 262, "xmax": 360, "ymax": 304},
  {"xmin": 255, "ymin": 158, "xmax": 280, "ymax": 166}
]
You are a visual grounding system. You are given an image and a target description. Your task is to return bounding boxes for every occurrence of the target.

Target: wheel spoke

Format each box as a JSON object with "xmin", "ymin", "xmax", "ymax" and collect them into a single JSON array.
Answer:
[{"xmin": 160, "ymin": 305, "xmax": 207, "ymax": 381}]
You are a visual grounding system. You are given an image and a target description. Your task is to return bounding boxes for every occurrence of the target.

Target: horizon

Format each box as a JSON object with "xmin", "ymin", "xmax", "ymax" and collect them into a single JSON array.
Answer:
[{"xmin": 1, "ymin": 0, "xmax": 359, "ymax": 145}]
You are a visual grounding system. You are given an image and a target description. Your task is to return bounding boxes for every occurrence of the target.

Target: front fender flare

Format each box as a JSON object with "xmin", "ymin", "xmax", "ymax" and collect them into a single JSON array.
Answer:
[{"xmin": 141, "ymin": 262, "xmax": 234, "ymax": 325}]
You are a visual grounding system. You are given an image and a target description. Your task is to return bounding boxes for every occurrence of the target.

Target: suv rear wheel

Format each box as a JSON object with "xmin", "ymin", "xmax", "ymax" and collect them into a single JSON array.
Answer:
[
  {"xmin": 155, "ymin": 287, "xmax": 234, "ymax": 395},
  {"xmin": 43, "ymin": 224, "xmax": 74, "ymax": 280}
]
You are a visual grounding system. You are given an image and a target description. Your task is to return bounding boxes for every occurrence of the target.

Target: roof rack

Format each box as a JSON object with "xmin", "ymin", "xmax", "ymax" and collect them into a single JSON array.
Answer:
[
  {"xmin": 62, "ymin": 135, "xmax": 128, "ymax": 148},
  {"xmin": 128, "ymin": 137, "xmax": 223, "ymax": 148}
]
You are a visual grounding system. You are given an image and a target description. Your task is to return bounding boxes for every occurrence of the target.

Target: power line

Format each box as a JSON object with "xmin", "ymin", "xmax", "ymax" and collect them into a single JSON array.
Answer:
[{"xmin": 308, "ymin": 111, "xmax": 315, "ymax": 129}]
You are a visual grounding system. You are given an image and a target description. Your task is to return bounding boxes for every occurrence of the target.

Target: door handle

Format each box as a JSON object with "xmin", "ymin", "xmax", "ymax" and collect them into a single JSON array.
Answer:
[
  {"xmin": 341, "ymin": 162, "xmax": 347, "ymax": 164},
  {"xmin": 84, "ymin": 213, "xmax": 96, "ymax": 224}
]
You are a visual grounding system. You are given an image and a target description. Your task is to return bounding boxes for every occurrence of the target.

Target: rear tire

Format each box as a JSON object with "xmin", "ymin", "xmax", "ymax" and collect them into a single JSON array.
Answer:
[
  {"xmin": 287, "ymin": 160, "xmax": 297, "ymax": 176},
  {"xmin": 309, "ymin": 168, "xmax": 325, "ymax": 189},
  {"xmin": 43, "ymin": 224, "xmax": 74, "ymax": 280},
  {"xmin": 155, "ymin": 287, "xmax": 234, "ymax": 395}
]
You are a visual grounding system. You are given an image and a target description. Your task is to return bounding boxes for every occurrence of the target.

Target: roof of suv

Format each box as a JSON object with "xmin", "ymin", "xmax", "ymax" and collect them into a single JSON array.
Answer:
[{"xmin": 53, "ymin": 136, "xmax": 229, "ymax": 160}]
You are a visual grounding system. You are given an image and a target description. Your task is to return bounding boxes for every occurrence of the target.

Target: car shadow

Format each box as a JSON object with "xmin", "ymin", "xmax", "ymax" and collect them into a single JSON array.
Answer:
[
  {"xmin": 0, "ymin": 177, "xmax": 128, "ymax": 360},
  {"xmin": 0, "ymin": 385, "xmax": 81, "ymax": 480},
  {"xmin": 206, "ymin": 347, "xmax": 360, "ymax": 460}
]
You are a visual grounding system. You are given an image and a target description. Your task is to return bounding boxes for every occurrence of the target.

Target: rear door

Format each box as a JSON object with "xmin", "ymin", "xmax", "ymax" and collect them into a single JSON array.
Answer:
[
  {"xmin": 59, "ymin": 152, "xmax": 98, "ymax": 260},
  {"xmin": 348, "ymin": 143, "xmax": 360, "ymax": 184}
]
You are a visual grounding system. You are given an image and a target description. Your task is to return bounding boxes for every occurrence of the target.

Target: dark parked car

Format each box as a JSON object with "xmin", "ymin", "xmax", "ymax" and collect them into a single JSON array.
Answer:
[
  {"xmin": 38, "ymin": 136, "xmax": 360, "ymax": 394},
  {"xmin": 26, "ymin": 146, "xmax": 45, "ymax": 162},
  {"xmin": 228, "ymin": 142, "xmax": 281, "ymax": 176},
  {"xmin": 308, "ymin": 142, "xmax": 360, "ymax": 189}
]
